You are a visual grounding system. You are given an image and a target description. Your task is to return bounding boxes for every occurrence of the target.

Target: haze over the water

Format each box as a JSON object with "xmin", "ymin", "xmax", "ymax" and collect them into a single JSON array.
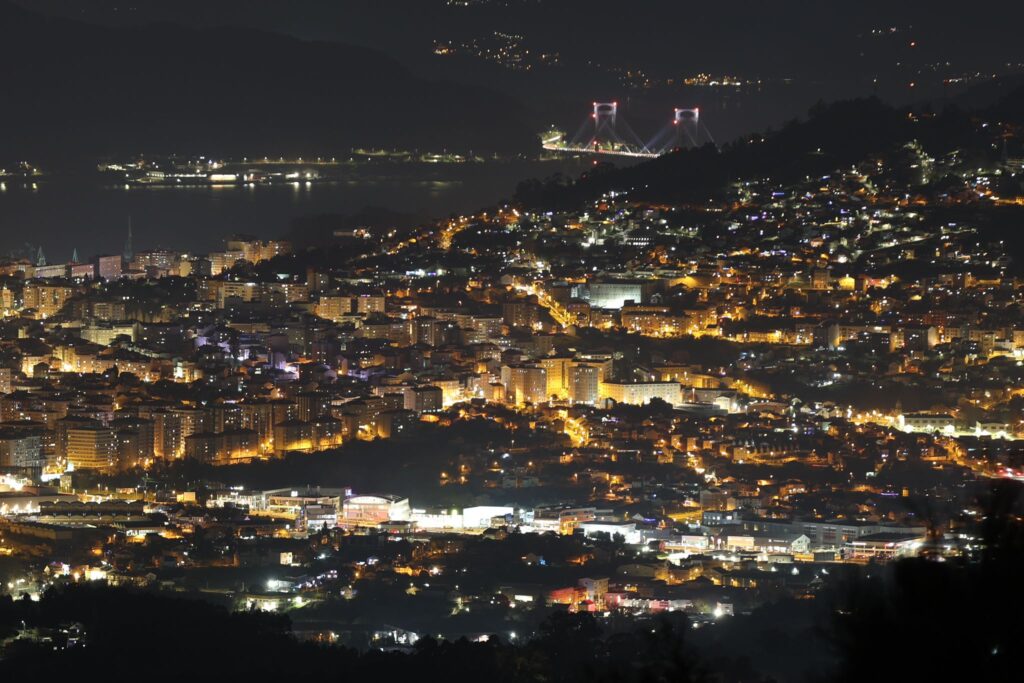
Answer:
[{"xmin": 0, "ymin": 161, "xmax": 587, "ymax": 259}]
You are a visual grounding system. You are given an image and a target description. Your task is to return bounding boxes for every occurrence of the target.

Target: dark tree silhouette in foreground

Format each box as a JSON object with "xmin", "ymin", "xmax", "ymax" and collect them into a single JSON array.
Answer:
[{"xmin": 824, "ymin": 480, "xmax": 1024, "ymax": 683}]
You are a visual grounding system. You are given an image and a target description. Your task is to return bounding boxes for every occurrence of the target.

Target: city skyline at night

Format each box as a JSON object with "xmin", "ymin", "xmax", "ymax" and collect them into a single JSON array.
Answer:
[{"xmin": 0, "ymin": 3, "xmax": 1022, "ymax": 681}]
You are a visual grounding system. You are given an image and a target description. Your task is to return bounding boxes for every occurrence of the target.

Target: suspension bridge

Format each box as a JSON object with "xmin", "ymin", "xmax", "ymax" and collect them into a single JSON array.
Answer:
[{"xmin": 541, "ymin": 102, "xmax": 715, "ymax": 159}]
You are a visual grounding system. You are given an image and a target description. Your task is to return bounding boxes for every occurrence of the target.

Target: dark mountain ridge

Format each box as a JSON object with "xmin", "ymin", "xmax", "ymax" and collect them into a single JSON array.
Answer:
[{"xmin": 0, "ymin": 1, "xmax": 537, "ymax": 164}]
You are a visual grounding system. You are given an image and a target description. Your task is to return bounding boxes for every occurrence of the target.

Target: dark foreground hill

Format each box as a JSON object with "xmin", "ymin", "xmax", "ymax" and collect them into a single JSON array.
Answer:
[{"xmin": 0, "ymin": 1, "xmax": 536, "ymax": 164}]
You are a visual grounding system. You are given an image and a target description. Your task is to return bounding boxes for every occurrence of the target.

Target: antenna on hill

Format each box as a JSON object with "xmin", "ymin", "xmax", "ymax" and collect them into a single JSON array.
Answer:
[{"xmin": 124, "ymin": 215, "xmax": 134, "ymax": 263}]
